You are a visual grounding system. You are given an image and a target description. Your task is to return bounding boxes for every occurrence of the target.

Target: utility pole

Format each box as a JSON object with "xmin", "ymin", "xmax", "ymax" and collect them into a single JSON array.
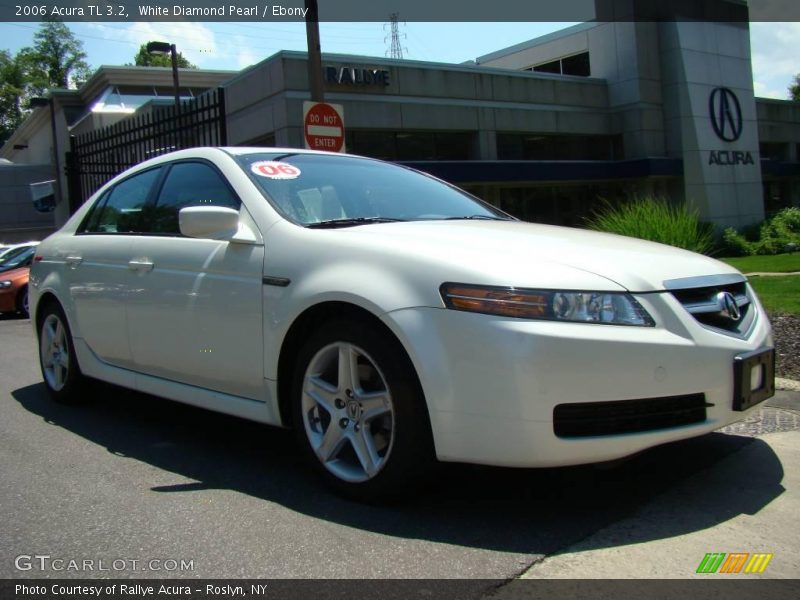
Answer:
[
  {"xmin": 385, "ymin": 13, "xmax": 407, "ymax": 59},
  {"xmin": 305, "ymin": 0, "xmax": 324, "ymax": 102}
]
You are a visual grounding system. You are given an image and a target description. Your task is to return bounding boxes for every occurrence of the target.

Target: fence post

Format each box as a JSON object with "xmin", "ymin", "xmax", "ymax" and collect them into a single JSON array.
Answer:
[
  {"xmin": 65, "ymin": 136, "xmax": 83, "ymax": 215},
  {"xmin": 218, "ymin": 87, "xmax": 228, "ymax": 146}
]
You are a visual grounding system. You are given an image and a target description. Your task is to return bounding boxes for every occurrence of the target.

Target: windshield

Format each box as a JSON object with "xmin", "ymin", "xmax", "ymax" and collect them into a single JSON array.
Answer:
[
  {"xmin": 0, "ymin": 246, "xmax": 35, "ymax": 272},
  {"xmin": 234, "ymin": 152, "xmax": 510, "ymax": 227}
]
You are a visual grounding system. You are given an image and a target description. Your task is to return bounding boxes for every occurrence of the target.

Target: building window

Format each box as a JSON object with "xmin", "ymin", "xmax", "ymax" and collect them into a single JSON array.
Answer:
[
  {"xmin": 760, "ymin": 142, "xmax": 788, "ymax": 162},
  {"xmin": 346, "ymin": 130, "xmax": 475, "ymax": 161},
  {"xmin": 529, "ymin": 52, "xmax": 590, "ymax": 77},
  {"xmin": 497, "ymin": 133, "xmax": 624, "ymax": 161}
]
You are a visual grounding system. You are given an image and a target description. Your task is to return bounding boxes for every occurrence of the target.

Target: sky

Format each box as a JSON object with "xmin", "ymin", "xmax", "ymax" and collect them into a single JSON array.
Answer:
[{"xmin": 0, "ymin": 20, "xmax": 797, "ymax": 100}]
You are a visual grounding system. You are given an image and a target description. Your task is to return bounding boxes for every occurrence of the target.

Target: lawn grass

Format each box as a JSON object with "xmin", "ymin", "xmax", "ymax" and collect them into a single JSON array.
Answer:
[
  {"xmin": 748, "ymin": 276, "xmax": 800, "ymax": 315},
  {"xmin": 720, "ymin": 253, "xmax": 800, "ymax": 273}
]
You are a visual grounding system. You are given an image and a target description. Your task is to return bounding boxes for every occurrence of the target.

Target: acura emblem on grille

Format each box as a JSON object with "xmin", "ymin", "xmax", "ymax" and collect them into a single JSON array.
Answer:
[{"xmin": 718, "ymin": 291, "xmax": 741, "ymax": 321}]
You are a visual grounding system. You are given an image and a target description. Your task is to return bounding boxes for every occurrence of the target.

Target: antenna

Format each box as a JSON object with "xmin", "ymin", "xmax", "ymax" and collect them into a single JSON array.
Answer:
[{"xmin": 383, "ymin": 12, "xmax": 407, "ymax": 59}]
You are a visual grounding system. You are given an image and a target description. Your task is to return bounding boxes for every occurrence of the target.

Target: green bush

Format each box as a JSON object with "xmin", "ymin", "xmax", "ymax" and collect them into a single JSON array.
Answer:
[
  {"xmin": 586, "ymin": 197, "xmax": 714, "ymax": 255},
  {"xmin": 721, "ymin": 227, "xmax": 755, "ymax": 257},
  {"xmin": 721, "ymin": 207, "xmax": 800, "ymax": 256}
]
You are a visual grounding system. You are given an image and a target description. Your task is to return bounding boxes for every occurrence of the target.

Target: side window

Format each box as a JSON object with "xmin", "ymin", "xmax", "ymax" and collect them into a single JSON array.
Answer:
[
  {"xmin": 148, "ymin": 162, "xmax": 240, "ymax": 235},
  {"xmin": 82, "ymin": 168, "xmax": 161, "ymax": 234}
]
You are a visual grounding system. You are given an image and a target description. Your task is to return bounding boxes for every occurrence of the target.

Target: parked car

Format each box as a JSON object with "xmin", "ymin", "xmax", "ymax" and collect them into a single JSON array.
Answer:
[
  {"xmin": 0, "ymin": 245, "xmax": 37, "ymax": 273},
  {"xmin": 0, "ymin": 266, "xmax": 32, "ymax": 317},
  {"xmin": 0, "ymin": 241, "xmax": 39, "ymax": 263},
  {"xmin": 29, "ymin": 148, "xmax": 775, "ymax": 499},
  {"xmin": 0, "ymin": 245, "xmax": 37, "ymax": 318}
]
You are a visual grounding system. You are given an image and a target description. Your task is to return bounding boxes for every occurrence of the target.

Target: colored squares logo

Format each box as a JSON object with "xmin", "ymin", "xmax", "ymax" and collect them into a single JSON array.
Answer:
[{"xmin": 696, "ymin": 553, "xmax": 773, "ymax": 574}]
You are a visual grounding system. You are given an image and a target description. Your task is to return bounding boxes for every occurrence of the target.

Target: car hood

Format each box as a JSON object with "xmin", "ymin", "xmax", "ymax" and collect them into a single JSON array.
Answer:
[{"xmin": 343, "ymin": 220, "xmax": 738, "ymax": 293}]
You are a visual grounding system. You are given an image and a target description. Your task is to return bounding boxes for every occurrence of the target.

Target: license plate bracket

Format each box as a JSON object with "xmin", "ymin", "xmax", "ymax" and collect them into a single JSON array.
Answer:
[{"xmin": 733, "ymin": 347, "xmax": 775, "ymax": 411}]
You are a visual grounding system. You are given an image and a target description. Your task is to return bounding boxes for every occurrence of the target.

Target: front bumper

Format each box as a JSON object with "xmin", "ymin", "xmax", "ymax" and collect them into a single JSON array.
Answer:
[
  {"xmin": 385, "ymin": 286, "xmax": 773, "ymax": 467},
  {"xmin": 0, "ymin": 287, "xmax": 19, "ymax": 312}
]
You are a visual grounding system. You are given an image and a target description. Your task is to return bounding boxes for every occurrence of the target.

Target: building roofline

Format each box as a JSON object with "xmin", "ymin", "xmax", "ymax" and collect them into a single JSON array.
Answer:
[
  {"xmin": 223, "ymin": 48, "xmax": 608, "ymax": 87},
  {"xmin": 475, "ymin": 22, "xmax": 598, "ymax": 64},
  {"xmin": 77, "ymin": 65, "xmax": 237, "ymax": 105},
  {"xmin": 755, "ymin": 96, "xmax": 798, "ymax": 105}
]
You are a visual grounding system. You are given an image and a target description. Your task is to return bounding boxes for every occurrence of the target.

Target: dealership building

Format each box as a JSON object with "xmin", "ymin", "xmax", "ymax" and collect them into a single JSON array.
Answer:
[{"xmin": 2, "ymin": 11, "xmax": 799, "ymax": 234}]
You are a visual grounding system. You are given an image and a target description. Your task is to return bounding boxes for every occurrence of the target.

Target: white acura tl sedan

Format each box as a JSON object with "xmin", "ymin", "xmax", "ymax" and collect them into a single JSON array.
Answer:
[{"xmin": 30, "ymin": 148, "xmax": 775, "ymax": 499}]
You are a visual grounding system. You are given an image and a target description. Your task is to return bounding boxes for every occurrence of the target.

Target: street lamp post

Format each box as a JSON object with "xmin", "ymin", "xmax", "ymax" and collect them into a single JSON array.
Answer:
[
  {"xmin": 146, "ymin": 41, "xmax": 180, "ymax": 108},
  {"xmin": 146, "ymin": 41, "xmax": 183, "ymax": 150}
]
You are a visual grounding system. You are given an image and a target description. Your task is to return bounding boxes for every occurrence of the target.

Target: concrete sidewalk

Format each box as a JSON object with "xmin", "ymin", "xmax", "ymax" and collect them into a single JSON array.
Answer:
[{"xmin": 508, "ymin": 391, "xmax": 800, "ymax": 580}]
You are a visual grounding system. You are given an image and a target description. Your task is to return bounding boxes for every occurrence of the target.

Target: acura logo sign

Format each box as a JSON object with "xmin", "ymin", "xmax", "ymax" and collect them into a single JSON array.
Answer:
[
  {"xmin": 709, "ymin": 87, "xmax": 743, "ymax": 142},
  {"xmin": 717, "ymin": 291, "xmax": 742, "ymax": 322}
]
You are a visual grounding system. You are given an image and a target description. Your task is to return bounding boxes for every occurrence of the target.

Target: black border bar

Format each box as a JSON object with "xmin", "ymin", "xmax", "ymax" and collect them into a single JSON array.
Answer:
[
  {"xmin": 4, "ymin": 0, "xmax": 797, "ymax": 23},
  {"xmin": 2, "ymin": 579, "xmax": 800, "ymax": 600}
]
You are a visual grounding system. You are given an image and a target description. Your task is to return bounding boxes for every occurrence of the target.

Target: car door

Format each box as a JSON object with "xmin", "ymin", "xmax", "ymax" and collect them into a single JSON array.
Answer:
[
  {"xmin": 125, "ymin": 160, "xmax": 266, "ymax": 401},
  {"xmin": 65, "ymin": 166, "xmax": 163, "ymax": 369}
]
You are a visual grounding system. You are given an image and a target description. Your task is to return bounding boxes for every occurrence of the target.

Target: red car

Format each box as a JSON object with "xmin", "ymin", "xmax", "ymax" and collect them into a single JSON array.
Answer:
[{"xmin": 0, "ymin": 246, "xmax": 36, "ymax": 317}]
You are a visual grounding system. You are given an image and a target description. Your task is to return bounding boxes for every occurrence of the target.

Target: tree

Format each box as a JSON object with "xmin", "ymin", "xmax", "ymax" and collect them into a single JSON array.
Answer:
[
  {"xmin": 132, "ymin": 43, "xmax": 197, "ymax": 68},
  {"xmin": 791, "ymin": 74, "xmax": 800, "ymax": 101},
  {"xmin": 0, "ymin": 50, "xmax": 27, "ymax": 144},
  {"xmin": 0, "ymin": 20, "xmax": 91, "ymax": 145},
  {"xmin": 28, "ymin": 18, "xmax": 92, "ymax": 89}
]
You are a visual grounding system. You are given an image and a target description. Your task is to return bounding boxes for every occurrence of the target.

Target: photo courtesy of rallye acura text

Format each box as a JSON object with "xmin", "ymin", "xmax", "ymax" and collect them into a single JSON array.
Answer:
[{"xmin": 29, "ymin": 147, "xmax": 775, "ymax": 500}]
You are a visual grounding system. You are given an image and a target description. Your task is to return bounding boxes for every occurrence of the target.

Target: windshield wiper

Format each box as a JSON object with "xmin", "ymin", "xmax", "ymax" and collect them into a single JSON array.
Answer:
[
  {"xmin": 306, "ymin": 217, "xmax": 407, "ymax": 229},
  {"xmin": 444, "ymin": 214, "xmax": 509, "ymax": 221}
]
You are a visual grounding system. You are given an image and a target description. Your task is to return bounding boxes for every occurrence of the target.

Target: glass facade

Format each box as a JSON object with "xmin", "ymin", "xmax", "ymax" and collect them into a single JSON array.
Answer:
[
  {"xmin": 463, "ymin": 180, "xmax": 679, "ymax": 227},
  {"xmin": 497, "ymin": 133, "xmax": 624, "ymax": 161},
  {"xmin": 345, "ymin": 130, "xmax": 475, "ymax": 161}
]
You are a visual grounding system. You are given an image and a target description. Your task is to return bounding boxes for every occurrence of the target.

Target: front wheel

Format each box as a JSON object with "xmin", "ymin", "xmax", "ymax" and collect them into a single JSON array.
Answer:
[
  {"xmin": 292, "ymin": 319, "xmax": 433, "ymax": 500},
  {"xmin": 38, "ymin": 303, "xmax": 85, "ymax": 403}
]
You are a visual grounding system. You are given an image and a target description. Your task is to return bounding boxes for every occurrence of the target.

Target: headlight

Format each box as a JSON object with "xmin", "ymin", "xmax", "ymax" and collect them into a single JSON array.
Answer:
[
  {"xmin": 440, "ymin": 283, "xmax": 655, "ymax": 326},
  {"xmin": 0, "ymin": 281, "xmax": 11, "ymax": 289}
]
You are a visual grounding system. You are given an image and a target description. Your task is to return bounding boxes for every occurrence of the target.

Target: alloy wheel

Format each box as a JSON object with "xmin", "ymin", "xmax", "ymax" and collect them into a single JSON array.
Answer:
[
  {"xmin": 40, "ymin": 313, "xmax": 70, "ymax": 391},
  {"xmin": 301, "ymin": 342, "xmax": 395, "ymax": 483}
]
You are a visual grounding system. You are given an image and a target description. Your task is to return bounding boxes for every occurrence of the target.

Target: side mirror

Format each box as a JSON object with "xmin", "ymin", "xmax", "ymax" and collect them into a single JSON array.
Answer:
[{"xmin": 179, "ymin": 206, "xmax": 240, "ymax": 240}]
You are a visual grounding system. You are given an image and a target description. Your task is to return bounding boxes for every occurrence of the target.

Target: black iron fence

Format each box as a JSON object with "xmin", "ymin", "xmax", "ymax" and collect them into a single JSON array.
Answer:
[{"xmin": 66, "ymin": 87, "xmax": 227, "ymax": 212}]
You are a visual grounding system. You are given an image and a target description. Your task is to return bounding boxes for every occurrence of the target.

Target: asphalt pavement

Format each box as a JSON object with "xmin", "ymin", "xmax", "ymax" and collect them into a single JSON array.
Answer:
[{"xmin": 1, "ymin": 313, "xmax": 798, "ymax": 589}]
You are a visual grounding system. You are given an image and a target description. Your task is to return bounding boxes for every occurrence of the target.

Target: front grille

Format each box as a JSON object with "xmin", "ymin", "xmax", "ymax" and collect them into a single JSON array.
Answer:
[
  {"xmin": 666, "ymin": 275, "xmax": 754, "ymax": 337},
  {"xmin": 553, "ymin": 393, "xmax": 709, "ymax": 438}
]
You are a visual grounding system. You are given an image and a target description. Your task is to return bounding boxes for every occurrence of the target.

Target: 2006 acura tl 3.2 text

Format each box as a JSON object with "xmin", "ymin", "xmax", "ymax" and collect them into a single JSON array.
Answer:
[{"xmin": 29, "ymin": 147, "xmax": 775, "ymax": 499}]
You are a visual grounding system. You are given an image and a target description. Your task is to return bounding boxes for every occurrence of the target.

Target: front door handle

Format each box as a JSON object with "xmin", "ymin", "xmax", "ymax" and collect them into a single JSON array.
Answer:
[
  {"xmin": 65, "ymin": 256, "xmax": 83, "ymax": 269},
  {"xmin": 128, "ymin": 259, "xmax": 154, "ymax": 272}
]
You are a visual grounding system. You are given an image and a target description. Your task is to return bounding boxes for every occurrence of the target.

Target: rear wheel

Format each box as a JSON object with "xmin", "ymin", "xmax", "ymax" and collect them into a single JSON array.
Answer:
[
  {"xmin": 16, "ymin": 285, "xmax": 29, "ymax": 318},
  {"xmin": 292, "ymin": 319, "xmax": 433, "ymax": 500},
  {"xmin": 38, "ymin": 303, "xmax": 85, "ymax": 403}
]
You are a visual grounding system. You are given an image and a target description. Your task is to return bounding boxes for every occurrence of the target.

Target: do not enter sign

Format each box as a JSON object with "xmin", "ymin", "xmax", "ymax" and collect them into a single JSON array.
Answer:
[{"xmin": 303, "ymin": 102, "xmax": 345, "ymax": 153}]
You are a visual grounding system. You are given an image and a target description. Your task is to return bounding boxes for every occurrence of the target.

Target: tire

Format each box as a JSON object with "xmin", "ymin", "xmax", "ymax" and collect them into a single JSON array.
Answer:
[
  {"xmin": 38, "ymin": 302, "xmax": 85, "ymax": 403},
  {"xmin": 16, "ymin": 285, "xmax": 29, "ymax": 318},
  {"xmin": 291, "ymin": 319, "xmax": 434, "ymax": 500}
]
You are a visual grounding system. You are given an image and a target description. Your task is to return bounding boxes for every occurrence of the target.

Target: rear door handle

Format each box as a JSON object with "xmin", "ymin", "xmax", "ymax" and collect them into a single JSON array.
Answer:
[
  {"xmin": 128, "ymin": 259, "xmax": 154, "ymax": 272},
  {"xmin": 65, "ymin": 256, "xmax": 83, "ymax": 269}
]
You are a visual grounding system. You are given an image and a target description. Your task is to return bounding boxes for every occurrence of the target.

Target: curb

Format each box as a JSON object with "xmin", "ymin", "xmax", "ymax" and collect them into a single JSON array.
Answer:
[{"xmin": 777, "ymin": 377, "xmax": 800, "ymax": 392}]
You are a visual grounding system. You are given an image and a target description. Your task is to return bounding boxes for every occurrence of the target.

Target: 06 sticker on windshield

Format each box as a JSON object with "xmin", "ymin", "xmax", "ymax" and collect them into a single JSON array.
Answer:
[{"xmin": 251, "ymin": 161, "xmax": 301, "ymax": 180}]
